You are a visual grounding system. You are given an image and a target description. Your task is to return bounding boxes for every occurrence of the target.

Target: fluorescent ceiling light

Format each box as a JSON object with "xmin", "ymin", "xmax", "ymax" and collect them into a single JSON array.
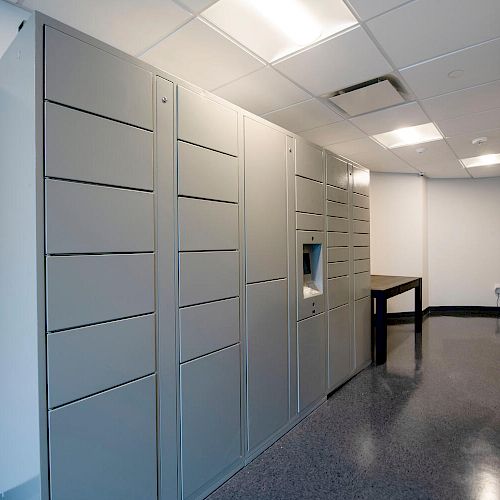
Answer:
[
  {"xmin": 372, "ymin": 122, "xmax": 443, "ymax": 149},
  {"xmin": 203, "ymin": 0, "xmax": 357, "ymax": 62},
  {"xmin": 461, "ymin": 154, "xmax": 500, "ymax": 168}
]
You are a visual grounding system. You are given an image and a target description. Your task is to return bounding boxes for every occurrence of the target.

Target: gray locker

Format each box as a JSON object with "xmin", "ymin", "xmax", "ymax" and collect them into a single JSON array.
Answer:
[
  {"xmin": 45, "ymin": 102, "xmax": 153, "ymax": 190},
  {"xmin": 328, "ymin": 231, "xmax": 349, "ymax": 247},
  {"xmin": 328, "ymin": 305, "xmax": 351, "ymax": 389},
  {"xmin": 178, "ymin": 86, "xmax": 238, "ymax": 156},
  {"xmin": 47, "ymin": 314, "xmax": 155, "ymax": 408},
  {"xmin": 179, "ymin": 251, "xmax": 239, "ymax": 307},
  {"xmin": 45, "ymin": 27, "xmax": 153, "ymax": 130},
  {"xmin": 328, "ymin": 262, "xmax": 349, "ymax": 278},
  {"xmin": 355, "ymin": 271, "xmax": 371, "ymax": 299},
  {"xmin": 328, "ymin": 276, "xmax": 349, "ymax": 309},
  {"xmin": 246, "ymin": 279, "xmax": 288, "ymax": 452},
  {"xmin": 353, "ymin": 206, "xmax": 370, "ymax": 221},
  {"xmin": 355, "ymin": 297, "xmax": 372, "ymax": 369},
  {"xmin": 354, "ymin": 259, "xmax": 371, "ymax": 274},
  {"xmin": 352, "ymin": 234, "xmax": 370, "ymax": 247},
  {"xmin": 178, "ymin": 141, "xmax": 238, "ymax": 203},
  {"xmin": 327, "ymin": 200, "xmax": 349, "ymax": 218},
  {"xmin": 327, "ymin": 185, "xmax": 348, "ymax": 204},
  {"xmin": 295, "ymin": 138, "xmax": 323, "ymax": 182},
  {"xmin": 297, "ymin": 313, "xmax": 326, "ymax": 412},
  {"xmin": 178, "ymin": 197, "xmax": 239, "ymax": 252},
  {"xmin": 181, "ymin": 345, "xmax": 241, "ymax": 499},
  {"xmin": 296, "ymin": 212, "xmax": 324, "ymax": 231},
  {"xmin": 327, "ymin": 247, "xmax": 349, "ymax": 263},
  {"xmin": 46, "ymin": 253, "xmax": 155, "ymax": 332},
  {"xmin": 180, "ymin": 298, "xmax": 240, "ymax": 363},
  {"xmin": 49, "ymin": 376, "xmax": 157, "ymax": 500},
  {"xmin": 45, "ymin": 180, "xmax": 154, "ymax": 254},
  {"xmin": 328, "ymin": 216, "xmax": 349, "ymax": 233},
  {"xmin": 353, "ymin": 193, "xmax": 370, "ymax": 209},
  {"xmin": 296, "ymin": 176, "xmax": 324, "ymax": 215},
  {"xmin": 353, "ymin": 220, "xmax": 370, "ymax": 234},
  {"xmin": 326, "ymin": 154, "xmax": 348, "ymax": 189},
  {"xmin": 354, "ymin": 247, "xmax": 370, "ymax": 260},
  {"xmin": 353, "ymin": 167, "xmax": 370, "ymax": 196},
  {"xmin": 245, "ymin": 118, "xmax": 287, "ymax": 283}
]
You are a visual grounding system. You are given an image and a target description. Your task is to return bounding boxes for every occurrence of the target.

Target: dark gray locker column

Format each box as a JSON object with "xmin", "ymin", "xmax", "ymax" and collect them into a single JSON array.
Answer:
[
  {"xmin": 177, "ymin": 87, "xmax": 242, "ymax": 500},
  {"xmin": 244, "ymin": 118, "xmax": 289, "ymax": 455}
]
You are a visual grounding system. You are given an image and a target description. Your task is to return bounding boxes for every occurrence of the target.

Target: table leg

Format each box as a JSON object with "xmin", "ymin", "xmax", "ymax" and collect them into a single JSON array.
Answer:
[
  {"xmin": 415, "ymin": 278, "xmax": 422, "ymax": 333},
  {"xmin": 375, "ymin": 296, "xmax": 387, "ymax": 365}
]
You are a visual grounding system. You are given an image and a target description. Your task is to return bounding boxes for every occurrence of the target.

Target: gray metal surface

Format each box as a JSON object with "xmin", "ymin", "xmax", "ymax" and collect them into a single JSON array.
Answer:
[
  {"xmin": 327, "ymin": 247, "xmax": 349, "ymax": 263},
  {"xmin": 45, "ymin": 102, "xmax": 153, "ymax": 190},
  {"xmin": 297, "ymin": 313, "xmax": 326, "ymax": 412},
  {"xmin": 46, "ymin": 253, "xmax": 155, "ymax": 331},
  {"xmin": 244, "ymin": 118, "xmax": 287, "ymax": 283},
  {"xmin": 295, "ymin": 138, "xmax": 323, "ymax": 182},
  {"xmin": 326, "ymin": 154, "xmax": 348, "ymax": 189},
  {"xmin": 328, "ymin": 304, "xmax": 351, "ymax": 390},
  {"xmin": 354, "ymin": 297, "xmax": 372, "ymax": 369},
  {"xmin": 295, "ymin": 176, "xmax": 324, "ymax": 215},
  {"xmin": 354, "ymin": 259, "xmax": 371, "ymax": 274},
  {"xmin": 327, "ymin": 200, "xmax": 349, "ymax": 218},
  {"xmin": 353, "ymin": 220, "xmax": 370, "ymax": 234},
  {"xmin": 177, "ymin": 86, "xmax": 238, "ymax": 156},
  {"xmin": 296, "ymin": 213, "xmax": 324, "ymax": 231},
  {"xmin": 354, "ymin": 247, "xmax": 370, "ymax": 260},
  {"xmin": 328, "ymin": 277, "xmax": 350, "ymax": 309},
  {"xmin": 179, "ymin": 298, "xmax": 240, "ymax": 363},
  {"xmin": 178, "ymin": 197, "xmax": 239, "ymax": 251},
  {"xmin": 48, "ymin": 376, "xmax": 157, "ymax": 500},
  {"xmin": 328, "ymin": 262, "xmax": 349, "ymax": 278},
  {"xmin": 353, "ymin": 206, "xmax": 370, "ymax": 221},
  {"xmin": 178, "ymin": 141, "xmax": 238, "ymax": 203},
  {"xmin": 180, "ymin": 345, "xmax": 241, "ymax": 499},
  {"xmin": 327, "ymin": 231, "xmax": 349, "ymax": 247},
  {"xmin": 353, "ymin": 193, "xmax": 370, "ymax": 209},
  {"xmin": 47, "ymin": 314, "xmax": 155, "ymax": 408},
  {"xmin": 327, "ymin": 185, "xmax": 348, "ymax": 204},
  {"xmin": 352, "ymin": 167, "xmax": 370, "ymax": 196},
  {"xmin": 352, "ymin": 234, "xmax": 370, "ymax": 247},
  {"xmin": 178, "ymin": 251, "xmax": 239, "ymax": 307},
  {"xmin": 45, "ymin": 27, "xmax": 153, "ymax": 130},
  {"xmin": 328, "ymin": 216, "xmax": 349, "ymax": 232},
  {"xmin": 355, "ymin": 272, "xmax": 371, "ymax": 300},
  {"xmin": 246, "ymin": 279, "xmax": 289, "ymax": 452},
  {"xmin": 45, "ymin": 179, "xmax": 154, "ymax": 254}
]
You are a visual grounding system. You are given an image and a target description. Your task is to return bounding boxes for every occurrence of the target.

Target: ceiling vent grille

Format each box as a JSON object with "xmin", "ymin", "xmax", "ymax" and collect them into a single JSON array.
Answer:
[{"xmin": 328, "ymin": 77, "xmax": 408, "ymax": 117}]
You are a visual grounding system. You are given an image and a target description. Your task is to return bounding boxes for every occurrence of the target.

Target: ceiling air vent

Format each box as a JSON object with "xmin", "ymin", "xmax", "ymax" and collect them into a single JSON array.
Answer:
[{"xmin": 328, "ymin": 77, "xmax": 406, "ymax": 117}]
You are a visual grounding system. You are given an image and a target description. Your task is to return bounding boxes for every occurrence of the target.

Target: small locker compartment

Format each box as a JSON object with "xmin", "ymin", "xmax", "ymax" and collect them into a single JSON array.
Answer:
[
  {"xmin": 180, "ymin": 345, "xmax": 242, "ymax": 499},
  {"xmin": 296, "ymin": 212, "xmax": 324, "ymax": 231},
  {"xmin": 297, "ymin": 313, "xmax": 326, "ymax": 412},
  {"xmin": 295, "ymin": 138, "xmax": 323, "ymax": 182},
  {"xmin": 327, "ymin": 247, "xmax": 349, "ymax": 263},
  {"xmin": 328, "ymin": 276, "xmax": 349, "ymax": 309},
  {"xmin": 355, "ymin": 297, "xmax": 372, "ymax": 369},
  {"xmin": 49, "ymin": 376, "xmax": 157, "ymax": 500},
  {"xmin": 355, "ymin": 271, "xmax": 371, "ymax": 299},
  {"xmin": 328, "ymin": 216, "xmax": 349, "ymax": 233},
  {"xmin": 328, "ymin": 305, "xmax": 352, "ymax": 390},
  {"xmin": 352, "ymin": 166, "xmax": 370, "ymax": 196},
  {"xmin": 327, "ymin": 185, "xmax": 348, "ymax": 204},
  {"xmin": 326, "ymin": 154, "xmax": 348, "ymax": 190},
  {"xmin": 296, "ymin": 176, "xmax": 324, "ymax": 215}
]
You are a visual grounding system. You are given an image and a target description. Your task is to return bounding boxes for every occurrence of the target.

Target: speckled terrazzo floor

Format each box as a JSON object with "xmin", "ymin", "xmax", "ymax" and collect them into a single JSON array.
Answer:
[{"xmin": 208, "ymin": 316, "xmax": 500, "ymax": 500}]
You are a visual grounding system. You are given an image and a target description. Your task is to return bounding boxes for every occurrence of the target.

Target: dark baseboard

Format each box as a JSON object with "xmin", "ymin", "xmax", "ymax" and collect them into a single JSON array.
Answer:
[{"xmin": 386, "ymin": 306, "xmax": 499, "ymax": 324}]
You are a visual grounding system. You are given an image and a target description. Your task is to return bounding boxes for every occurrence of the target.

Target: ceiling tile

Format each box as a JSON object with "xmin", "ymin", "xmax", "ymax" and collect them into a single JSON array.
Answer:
[
  {"xmin": 327, "ymin": 137, "xmax": 386, "ymax": 157},
  {"xmin": 422, "ymin": 161, "xmax": 470, "ymax": 179},
  {"xmin": 468, "ymin": 164, "xmax": 500, "ymax": 178},
  {"xmin": 392, "ymin": 140, "xmax": 457, "ymax": 168},
  {"xmin": 436, "ymin": 108, "xmax": 500, "ymax": 138},
  {"xmin": 347, "ymin": 0, "xmax": 408, "ymax": 21},
  {"xmin": 367, "ymin": 0, "xmax": 500, "ymax": 68},
  {"xmin": 263, "ymin": 99, "xmax": 342, "ymax": 132},
  {"xmin": 350, "ymin": 102, "xmax": 428, "ymax": 135},
  {"xmin": 400, "ymin": 37, "xmax": 500, "ymax": 100},
  {"xmin": 203, "ymin": 0, "xmax": 357, "ymax": 63},
  {"xmin": 23, "ymin": 0, "xmax": 192, "ymax": 56},
  {"xmin": 141, "ymin": 19, "xmax": 263, "ymax": 91},
  {"xmin": 214, "ymin": 67, "xmax": 309, "ymax": 115},
  {"xmin": 301, "ymin": 120, "xmax": 365, "ymax": 146},
  {"xmin": 0, "ymin": 1, "xmax": 29, "ymax": 59},
  {"xmin": 274, "ymin": 26, "xmax": 392, "ymax": 96},
  {"xmin": 174, "ymin": 0, "xmax": 218, "ymax": 14},
  {"xmin": 447, "ymin": 128, "xmax": 500, "ymax": 158},
  {"xmin": 421, "ymin": 80, "xmax": 500, "ymax": 122}
]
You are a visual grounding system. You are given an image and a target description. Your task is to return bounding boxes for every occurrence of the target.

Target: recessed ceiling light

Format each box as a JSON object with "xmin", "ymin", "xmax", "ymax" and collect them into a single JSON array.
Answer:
[
  {"xmin": 371, "ymin": 123, "xmax": 443, "ymax": 149},
  {"xmin": 461, "ymin": 154, "xmax": 500, "ymax": 168},
  {"xmin": 447, "ymin": 69, "xmax": 464, "ymax": 79},
  {"xmin": 203, "ymin": 0, "xmax": 358, "ymax": 62}
]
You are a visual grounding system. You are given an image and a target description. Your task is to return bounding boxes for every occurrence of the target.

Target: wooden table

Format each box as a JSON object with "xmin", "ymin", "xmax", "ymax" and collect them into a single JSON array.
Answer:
[{"xmin": 371, "ymin": 275, "xmax": 423, "ymax": 365}]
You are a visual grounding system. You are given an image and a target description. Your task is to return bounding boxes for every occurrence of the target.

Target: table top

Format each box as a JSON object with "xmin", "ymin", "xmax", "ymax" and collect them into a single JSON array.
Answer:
[{"xmin": 371, "ymin": 275, "xmax": 421, "ymax": 292}]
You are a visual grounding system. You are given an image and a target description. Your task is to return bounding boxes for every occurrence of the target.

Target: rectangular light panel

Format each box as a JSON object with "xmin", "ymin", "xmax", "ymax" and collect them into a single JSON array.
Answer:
[
  {"xmin": 461, "ymin": 154, "xmax": 500, "ymax": 168},
  {"xmin": 372, "ymin": 122, "xmax": 443, "ymax": 149}
]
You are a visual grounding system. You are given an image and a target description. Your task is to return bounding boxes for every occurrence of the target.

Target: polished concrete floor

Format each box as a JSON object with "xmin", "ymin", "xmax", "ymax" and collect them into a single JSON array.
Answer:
[{"xmin": 209, "ymin": 316, "xmax": 500, "ymax": 500}]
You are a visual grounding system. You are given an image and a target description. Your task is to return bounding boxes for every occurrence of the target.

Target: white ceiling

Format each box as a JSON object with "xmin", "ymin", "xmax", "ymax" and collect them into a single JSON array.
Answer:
[{"xmin": 2, "ymin": 0, "xmax": 500, "ymax": 178}]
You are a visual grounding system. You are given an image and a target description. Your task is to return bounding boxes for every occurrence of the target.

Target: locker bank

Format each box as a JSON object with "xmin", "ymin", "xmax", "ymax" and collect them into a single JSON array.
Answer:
[{"xmin": 0, "ymin": 13, "xmax": 370, "ymax": 500}]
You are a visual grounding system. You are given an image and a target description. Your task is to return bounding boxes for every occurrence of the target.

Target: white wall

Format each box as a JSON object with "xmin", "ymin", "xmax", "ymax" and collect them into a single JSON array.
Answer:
[
  {"xmin": 428, "ymin": 177, "xmax": 500, "ymax": 306},
  {"xmin": 370, "ymin": 173, "xmax": 500, "ymax": 311},
  {"xmin": 370, "ymin": 173, "xmax": 428, "ymax": 313}
]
